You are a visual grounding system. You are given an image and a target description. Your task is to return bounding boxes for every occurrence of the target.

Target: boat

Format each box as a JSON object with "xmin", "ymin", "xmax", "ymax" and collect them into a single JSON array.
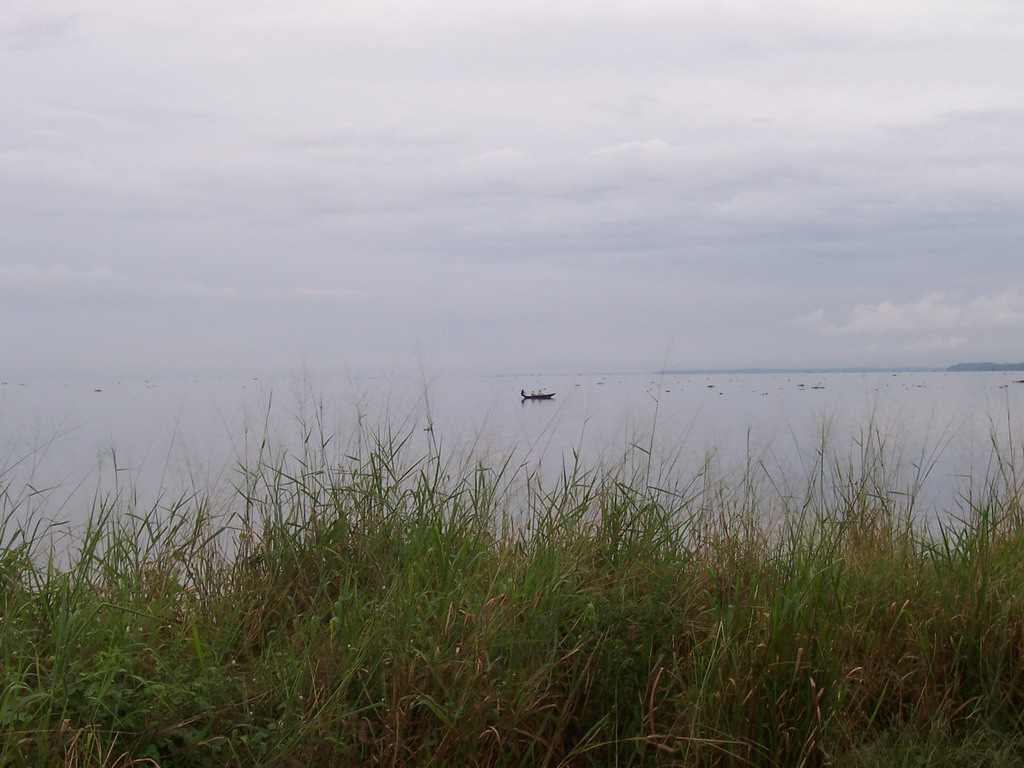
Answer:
[{"xmin": 521, "ymin": 389, "xmax": 555, "ymax": 400}]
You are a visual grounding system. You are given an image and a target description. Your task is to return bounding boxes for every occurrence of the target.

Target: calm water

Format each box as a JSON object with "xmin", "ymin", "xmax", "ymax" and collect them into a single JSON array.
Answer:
[{"xmin": 2, "ymin": 371, "xmax": 1023, "ymax": 526}]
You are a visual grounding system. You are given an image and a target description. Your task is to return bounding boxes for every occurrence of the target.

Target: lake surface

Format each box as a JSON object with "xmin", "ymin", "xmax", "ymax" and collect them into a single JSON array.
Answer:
[{"xmin": 2, "ymin": 371, "xmax": 1023, "ymax": 527}]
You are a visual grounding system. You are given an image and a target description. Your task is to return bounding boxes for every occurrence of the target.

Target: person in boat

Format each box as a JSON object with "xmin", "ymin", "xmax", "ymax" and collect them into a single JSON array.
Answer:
[{"xmin": 522, "ymin": 389, "xmax": 555, "ymax": 399}]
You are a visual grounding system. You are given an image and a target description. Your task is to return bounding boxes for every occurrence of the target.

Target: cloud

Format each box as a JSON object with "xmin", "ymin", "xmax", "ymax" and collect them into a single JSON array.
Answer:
[
  {"xmin": 0, "ymin": 5, "xmax": 92, "ymax": 49},
  {"xmin": 593, "ymin": 139, "xmax": 670, "ymax": 155},
  {"xmin": 799, "ymin": 290, "xmax": 1024, "ymax": 335},
  {"xmin": 3, "ymin": 1, "xmax": 1024, "ymax": 377},
  {"xmin": 0, "ymin": 264, "xmax": 356, "ymax": 305},
  {"xmin": 905, "ymin": 335, "xmax": 969, "ymax": 352}
]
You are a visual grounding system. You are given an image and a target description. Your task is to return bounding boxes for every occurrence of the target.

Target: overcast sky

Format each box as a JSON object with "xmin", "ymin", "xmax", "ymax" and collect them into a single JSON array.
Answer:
[{"xmin": 3, "ymin": 0, "xmax": 1023, "ymax": 379}]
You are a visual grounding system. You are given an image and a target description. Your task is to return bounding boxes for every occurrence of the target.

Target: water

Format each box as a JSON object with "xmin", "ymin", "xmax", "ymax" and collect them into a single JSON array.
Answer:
[{"xmin": 2, "ymin": 371, "xmax": 1023, "ymax": 527}]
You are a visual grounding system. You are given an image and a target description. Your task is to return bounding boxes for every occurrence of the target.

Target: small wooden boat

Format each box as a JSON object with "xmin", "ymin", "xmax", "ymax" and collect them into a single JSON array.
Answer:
[{"xmin": 521, "ymin": 390, "xmax": 555, "ymax": 400}]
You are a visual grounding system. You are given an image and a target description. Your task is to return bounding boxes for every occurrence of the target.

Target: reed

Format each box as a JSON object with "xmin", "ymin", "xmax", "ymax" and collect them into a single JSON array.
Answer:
[{"xmin": 2, "ymin": 418, "xmax": 1024, "ymax": 767}]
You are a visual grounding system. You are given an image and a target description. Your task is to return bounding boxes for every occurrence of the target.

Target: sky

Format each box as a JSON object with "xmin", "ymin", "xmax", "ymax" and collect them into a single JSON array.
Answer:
[{"xmin": 3, "ymin": 0, "xmax": 1023, "ymax": 380}]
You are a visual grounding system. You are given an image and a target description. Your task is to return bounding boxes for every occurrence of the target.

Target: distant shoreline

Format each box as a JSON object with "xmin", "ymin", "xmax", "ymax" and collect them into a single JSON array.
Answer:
[
  {"xmin": 511, "ymin": 367, "xmax": 1018, "ymax": 377},
  {"xmin": 657, "ymin": 367, "xmax": 942, "ymax": 375},
  {"xmin": 945, "ymin": 362, "xmax": 1024, "ymax": 372},
  {"xmin": 658, "ymin": 364, "xmax": 1024, "ymax": 375}
]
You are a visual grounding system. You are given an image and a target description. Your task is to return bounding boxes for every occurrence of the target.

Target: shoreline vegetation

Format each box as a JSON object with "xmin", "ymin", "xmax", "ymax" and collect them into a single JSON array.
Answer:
[
  {"xmin": 3, "ymin": 416, "xmax": 1024, "ymax": 767},
  {"xmin": 946, "ymin": 363, "xmax": 1024, "ymax": 373},
  {"xmin": 658, "ymin": 368, "xmax": 944, "ymax": 375}
]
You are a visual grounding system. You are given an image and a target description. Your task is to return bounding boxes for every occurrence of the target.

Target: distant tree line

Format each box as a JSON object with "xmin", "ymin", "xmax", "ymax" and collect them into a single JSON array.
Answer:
[{"xmin": 947, "ymin": 362, "xmax": 1024, "ymax": 371}]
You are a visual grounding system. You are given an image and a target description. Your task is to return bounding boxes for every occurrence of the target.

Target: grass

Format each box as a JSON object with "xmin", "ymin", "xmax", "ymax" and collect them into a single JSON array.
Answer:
[{"xmin": 2, "ymin": 413, "xmax": 1024, "ymax": 767}]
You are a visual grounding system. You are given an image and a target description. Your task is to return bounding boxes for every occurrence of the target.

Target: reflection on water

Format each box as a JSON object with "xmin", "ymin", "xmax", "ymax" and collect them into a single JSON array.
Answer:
[{"xmin": 1, "ymin": 371, "xmax": 1022, "ymax": 527}]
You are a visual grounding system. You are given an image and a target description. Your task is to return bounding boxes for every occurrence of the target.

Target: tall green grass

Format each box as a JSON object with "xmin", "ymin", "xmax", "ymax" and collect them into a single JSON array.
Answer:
[{"xmin": 2, "ymin": 417, "xmax": 1024, "ymax": 767}]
